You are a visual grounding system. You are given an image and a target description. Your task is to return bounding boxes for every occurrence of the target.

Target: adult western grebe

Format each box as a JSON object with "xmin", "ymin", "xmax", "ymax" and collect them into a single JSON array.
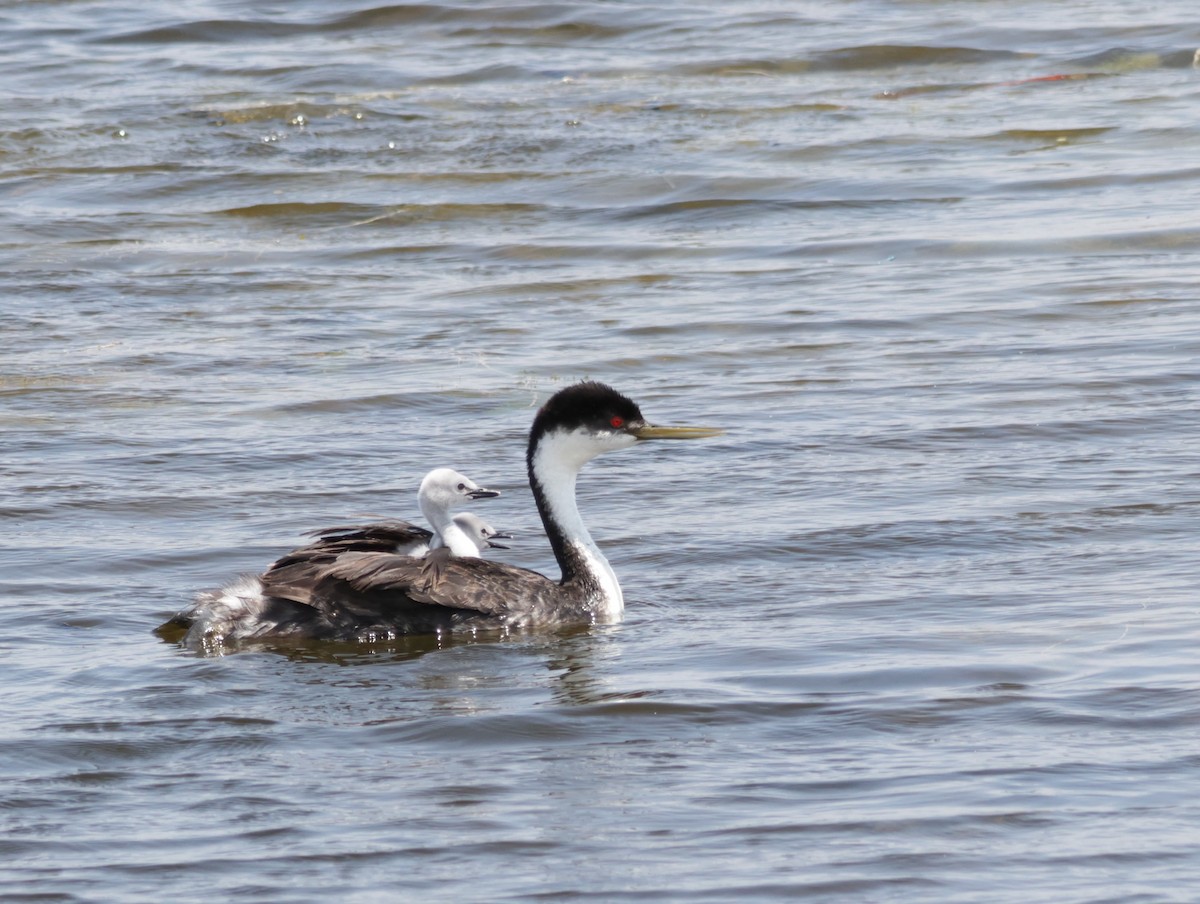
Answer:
[{"xmin": 164, "ymin": 382, "xmax": 720, "ymax": 648}]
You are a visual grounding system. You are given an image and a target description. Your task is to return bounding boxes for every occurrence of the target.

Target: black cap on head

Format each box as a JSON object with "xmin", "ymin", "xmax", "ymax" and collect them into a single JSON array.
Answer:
[{"xmin": 529, "ymin": 381, "xmax": 644, "ymax": 441}]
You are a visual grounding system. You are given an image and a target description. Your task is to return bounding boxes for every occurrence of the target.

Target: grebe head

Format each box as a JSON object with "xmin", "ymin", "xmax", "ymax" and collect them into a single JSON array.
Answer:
[
  {"xmin": 418, "ymin": 468, "xmax": 500, "ymax": 512},
  {"xmin": 452, "ymin": 512, "xmax": 513, "ymax": 550},
  {"xmin": 529, "ymin": 381, "xmax": 724, "ymax": 470}
]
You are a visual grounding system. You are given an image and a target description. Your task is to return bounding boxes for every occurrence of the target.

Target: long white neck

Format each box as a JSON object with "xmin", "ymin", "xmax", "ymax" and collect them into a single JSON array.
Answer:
[{"xmin": 529, "ymin": 430, "xmax": 623, "ymax": 620}]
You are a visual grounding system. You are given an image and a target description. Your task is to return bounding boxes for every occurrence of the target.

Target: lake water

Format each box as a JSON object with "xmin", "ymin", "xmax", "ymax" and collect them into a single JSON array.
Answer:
[{"xmin": 3, "ymin": 1, "xmax": 1199, "ymax": 900}]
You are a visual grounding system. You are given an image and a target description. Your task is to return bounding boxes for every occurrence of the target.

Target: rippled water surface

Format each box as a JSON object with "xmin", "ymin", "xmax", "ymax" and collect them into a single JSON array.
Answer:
[{"xmin": 3, "ymin": 1, "xmax": 1200, "ymax": 900}]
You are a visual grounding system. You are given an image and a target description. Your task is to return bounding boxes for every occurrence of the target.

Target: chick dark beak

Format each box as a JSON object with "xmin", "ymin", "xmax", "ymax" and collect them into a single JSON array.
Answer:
[{"xmin": 486, "ymin": 530, "xmax": 513, "ymax": 550}]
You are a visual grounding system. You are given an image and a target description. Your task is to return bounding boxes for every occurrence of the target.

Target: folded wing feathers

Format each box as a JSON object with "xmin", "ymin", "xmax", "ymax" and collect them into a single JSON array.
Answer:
[
  {"xmin": 252, "ymin": 521, "xmax": 554, "ymax": 622},
  {"xmin": 302, "ymin": 520, "xmax": 431, "ymax": 545},
  {"xmin": 318, "ymin": 552, "xmax": 550, "ymax": 617},
  {"xmin": 260, "ymin": 521, "xmax": 434, "ymax": 604}
]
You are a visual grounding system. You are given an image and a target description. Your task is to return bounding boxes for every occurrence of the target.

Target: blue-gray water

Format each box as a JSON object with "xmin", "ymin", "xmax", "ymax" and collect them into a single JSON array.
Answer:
[{"xmin": 3, "ymin": 1, "xmax": 1199, "ymax": 900}]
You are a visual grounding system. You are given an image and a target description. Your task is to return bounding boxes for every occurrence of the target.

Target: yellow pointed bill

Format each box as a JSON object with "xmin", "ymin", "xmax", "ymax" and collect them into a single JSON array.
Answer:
[{"xmin": 630, "ymin": 424, "xmax": 725, "ymax": 440}]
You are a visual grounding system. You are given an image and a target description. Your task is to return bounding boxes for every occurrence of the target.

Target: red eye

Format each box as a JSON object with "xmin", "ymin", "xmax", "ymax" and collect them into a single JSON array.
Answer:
[{"xmin": 610, "ymin": 416, "xmax": 624, "ymax": 428}]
